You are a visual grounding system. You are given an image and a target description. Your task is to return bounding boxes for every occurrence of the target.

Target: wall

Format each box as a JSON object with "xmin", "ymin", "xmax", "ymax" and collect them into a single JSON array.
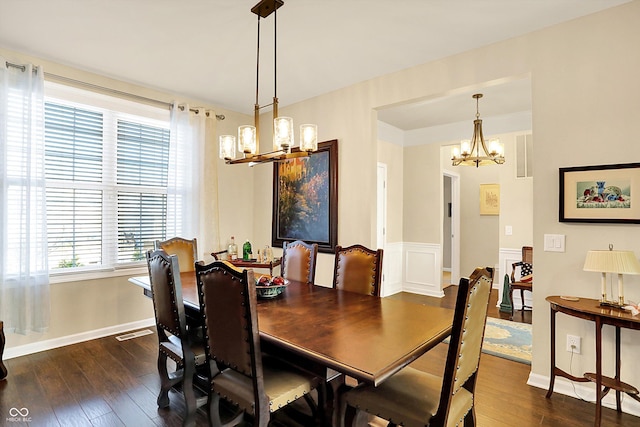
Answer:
[
  {"xmin": 263, "ymin": 1, "xmax": 640, "ymax": 414},
  {"xmin": 1, "ymin": 46, "xmax": 254, "ymax": 355}
]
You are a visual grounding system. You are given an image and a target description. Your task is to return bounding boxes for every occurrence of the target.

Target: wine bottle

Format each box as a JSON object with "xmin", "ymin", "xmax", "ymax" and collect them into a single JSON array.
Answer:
[{"xmin": 228, "ymin": 236, "xmax": 238, "ymax": 260}]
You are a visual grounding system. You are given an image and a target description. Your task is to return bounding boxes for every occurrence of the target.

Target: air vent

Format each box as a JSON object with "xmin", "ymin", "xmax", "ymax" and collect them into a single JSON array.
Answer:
[{"xmin": 115, "ymin": 329, "xmax": 153, "ymax": 341}]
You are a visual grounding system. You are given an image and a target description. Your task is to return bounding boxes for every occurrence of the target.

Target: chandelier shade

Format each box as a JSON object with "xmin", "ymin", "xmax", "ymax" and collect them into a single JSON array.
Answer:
[
  {"xmin": 220, "ymin": 0, "xmax": 319, "ymax": 166},
  {"xmin": 451, "ymin": 93, "xmax": 505, "ymax": 167}
]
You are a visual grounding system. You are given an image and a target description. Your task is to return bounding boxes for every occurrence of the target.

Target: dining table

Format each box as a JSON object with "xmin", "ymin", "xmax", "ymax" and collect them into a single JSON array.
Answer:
[{"xmin": 129, "ymin": 271, "xmax": 454, "ymax": 387}]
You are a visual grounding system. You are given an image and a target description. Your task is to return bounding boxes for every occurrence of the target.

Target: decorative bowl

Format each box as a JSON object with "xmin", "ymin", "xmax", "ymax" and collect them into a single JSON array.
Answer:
[{"xmin": 255, "ymin": 276, "xmax": 288, "ymax": 299}]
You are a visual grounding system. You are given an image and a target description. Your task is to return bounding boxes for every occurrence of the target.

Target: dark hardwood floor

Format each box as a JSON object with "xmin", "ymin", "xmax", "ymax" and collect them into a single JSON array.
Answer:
[{"xmin": 1, "ymin": 287, "xmax": 637, "ymax": 426}]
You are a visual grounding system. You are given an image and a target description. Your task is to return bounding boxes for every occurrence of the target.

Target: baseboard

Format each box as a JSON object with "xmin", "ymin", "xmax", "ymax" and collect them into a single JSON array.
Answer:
[
  {"xmin": 4, "ymin": 318, "xmax": 156, "ymax": 360},
  {"xmin": 527, "ymin": 372, "xmax": 640, "ymax": 417}
]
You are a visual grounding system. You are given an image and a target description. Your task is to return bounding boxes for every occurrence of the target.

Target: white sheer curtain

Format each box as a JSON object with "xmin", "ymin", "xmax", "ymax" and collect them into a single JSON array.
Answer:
[
  {"xmin": 0, "ymin": 58, "xmax": 50, "ymax": 334},
  {"xmin": 168, "ymin": 104, "xmax": 219, "ymax": 254}
]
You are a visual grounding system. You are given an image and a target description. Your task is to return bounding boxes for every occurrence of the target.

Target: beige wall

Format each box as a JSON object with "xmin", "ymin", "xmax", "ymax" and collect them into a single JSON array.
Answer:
[
  {"xmin": 266, "ymin": 0, "xmax": 640, "ymax": 394},
  {"xmin": 4, "ymin": 1, "xmax": 640, "ymax": 400}
]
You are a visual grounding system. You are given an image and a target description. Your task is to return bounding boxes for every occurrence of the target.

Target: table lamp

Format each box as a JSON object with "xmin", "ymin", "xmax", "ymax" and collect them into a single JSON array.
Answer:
[{"xmin": 583, "ymin": 244, "xmax": 640, "ymax": 308}]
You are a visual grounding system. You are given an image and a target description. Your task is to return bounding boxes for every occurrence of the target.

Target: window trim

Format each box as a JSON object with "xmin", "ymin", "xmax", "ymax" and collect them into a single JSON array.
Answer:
[{"xmin": 44, "ymin": 82, "xmax": 171, "ymax": 278}]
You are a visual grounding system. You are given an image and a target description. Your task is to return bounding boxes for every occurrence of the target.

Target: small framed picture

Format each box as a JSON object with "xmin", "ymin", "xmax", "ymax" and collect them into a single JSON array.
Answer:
[
  {"xmin": 479, "ymin": 184, "xmax": 500, "ymax": 216},
  {"xmin": 559, "ymin": 163, "xmax": 640, "ymax": 223}
]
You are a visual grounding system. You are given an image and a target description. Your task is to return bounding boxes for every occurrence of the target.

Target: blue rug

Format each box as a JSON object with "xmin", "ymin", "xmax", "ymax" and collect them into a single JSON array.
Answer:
[
  {"xmin": 481, "ymin": 317, "xmax": 532, "ymax": 364},
  {"xmin": 444, "ymin": 317, "xmax": 532, "ymax": 365}
]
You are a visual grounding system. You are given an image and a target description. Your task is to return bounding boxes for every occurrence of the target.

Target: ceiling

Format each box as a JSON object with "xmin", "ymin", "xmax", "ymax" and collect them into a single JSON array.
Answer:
[{"xmin": 0, "ymin": 0, "xmax": 630, "ymax": 131}]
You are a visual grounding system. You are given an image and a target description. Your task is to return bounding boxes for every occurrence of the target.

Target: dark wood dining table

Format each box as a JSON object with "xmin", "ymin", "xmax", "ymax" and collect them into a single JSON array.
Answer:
[{"xmin": 129, "ymin": 271, "xmax": 453, "ymax": 387}]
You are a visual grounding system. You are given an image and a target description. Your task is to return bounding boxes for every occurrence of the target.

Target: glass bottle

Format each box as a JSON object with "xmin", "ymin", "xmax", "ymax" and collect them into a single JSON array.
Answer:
[
  {"xmin": 243, "ymin": 240, "xmax": 252, "ymax": 261},
  {"xmin": 228, "ymin": 236, "xmax": 238, "ymax": 260}
]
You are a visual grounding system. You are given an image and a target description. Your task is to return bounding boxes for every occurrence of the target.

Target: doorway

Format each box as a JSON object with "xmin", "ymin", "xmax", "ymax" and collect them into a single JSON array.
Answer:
[{"xmin": 443, "ymin": 170, "xmax": 460, "ymax": 286}]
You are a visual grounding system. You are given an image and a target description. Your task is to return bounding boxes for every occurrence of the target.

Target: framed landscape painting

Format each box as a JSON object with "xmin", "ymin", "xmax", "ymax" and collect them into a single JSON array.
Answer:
[
  {"xmin": 272, "ymin": 139, "xmax": 338, "ymax": 253},
  {"xmin": 559, "ymin": 163, "xmax": 640, "ymax": 223}
]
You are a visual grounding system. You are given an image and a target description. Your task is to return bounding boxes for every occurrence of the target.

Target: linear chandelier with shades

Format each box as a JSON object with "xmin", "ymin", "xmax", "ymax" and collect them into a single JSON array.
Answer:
[
  {"xmin": 451, "ymin": 93, "xmax": 505, "ymax": 167},
  {"xmin": 219, "ymin": 0, "xmax": 318, "ymax": 166}
]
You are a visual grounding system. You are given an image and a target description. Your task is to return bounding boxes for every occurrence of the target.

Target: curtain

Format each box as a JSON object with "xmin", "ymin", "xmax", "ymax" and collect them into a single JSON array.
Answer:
[
  {"xmin": 0, "ymin": 58, "xmax": 50, "ymax": 334},
  {"xmin": 168, "ymin": 104, "xmax": 220, "ymax": 257}
]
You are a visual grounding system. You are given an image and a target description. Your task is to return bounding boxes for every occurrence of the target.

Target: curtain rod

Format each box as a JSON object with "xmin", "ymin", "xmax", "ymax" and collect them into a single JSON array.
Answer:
[{"xmin": 4, "ymin": 60, "xmax": 225, "ymax": 120}]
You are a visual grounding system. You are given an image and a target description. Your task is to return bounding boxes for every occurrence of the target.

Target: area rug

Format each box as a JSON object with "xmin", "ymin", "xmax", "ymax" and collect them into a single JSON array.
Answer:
[
  {"xmin": 444, "ymin": 317, "xmax": 532, "ymax": 365},
  {"xmin": 480, "ymin": 317, "xmax": 532, "ymax": 364}
]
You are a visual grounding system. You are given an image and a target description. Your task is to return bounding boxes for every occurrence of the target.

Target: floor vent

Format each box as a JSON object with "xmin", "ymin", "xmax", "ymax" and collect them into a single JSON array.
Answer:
[{"xmin": 116, "ymin": 329, "xmax": 154, "ymax": 341}]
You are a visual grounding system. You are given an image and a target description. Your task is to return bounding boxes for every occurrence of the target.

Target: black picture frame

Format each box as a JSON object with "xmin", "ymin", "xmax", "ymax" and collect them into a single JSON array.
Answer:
[
  {"xmin": 272, "ymin": 139, "xmax": 338, "ymax": 253},
  {"xmin": 559, "ymin": 162, "xmax": 640, "ymax": 224}
]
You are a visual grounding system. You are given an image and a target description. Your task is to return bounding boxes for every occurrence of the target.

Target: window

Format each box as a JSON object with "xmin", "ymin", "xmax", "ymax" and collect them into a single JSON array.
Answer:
[{"xmin": 44, "ymin": 84, "xmax": 171, "ymax": 273}]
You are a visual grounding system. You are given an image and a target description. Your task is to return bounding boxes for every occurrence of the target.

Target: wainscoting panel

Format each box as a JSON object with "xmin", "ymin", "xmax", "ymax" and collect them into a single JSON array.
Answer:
[
  {"xmin": 381, "ymin": 242, "xmax": 403, "ymax": 296},
  {"xmin": 499, "ymin": 247, "xmax": 533, "ymax": 310},
  {"xmin": 403, "ymin": 242, "xmax": 443, "ymax": 297}
]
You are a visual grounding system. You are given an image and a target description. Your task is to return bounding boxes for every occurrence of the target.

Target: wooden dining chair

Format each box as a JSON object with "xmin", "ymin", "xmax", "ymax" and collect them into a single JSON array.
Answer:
[
  {"xmin": 340, "ymin": 267, "xmax": 493, "ymax": 427},
  {"xmin": 282, "ymin": 240, "xmax": 319, "ymax": 284},
  {"xmin": 155, "ymin": 236, "xmax": 198, "ymax": 272},
  {"xmin": 146, "ymin": 249, "xmax": 207, "ymax": 427},
  {"xmin": 332, "ymin": 244, "xmax": 383, "ymax": 296},
  {"xmin": 195, "ymin": 260, "xmax": 326, "ymax": 427},
  {"xmin": 510, "ymin": 245, "xmax": 533, "ymax": 320}
]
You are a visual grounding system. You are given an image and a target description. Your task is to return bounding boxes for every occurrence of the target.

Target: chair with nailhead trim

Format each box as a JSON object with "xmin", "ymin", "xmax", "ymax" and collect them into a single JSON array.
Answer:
[
  {"xmin": 146, "ymin": 249, "xmax": 207, "ymax": 427},
  {"xmin": 155, "ymin": 237, "xmax": 199, "ymax": 272},
  {"xmin": 282, "ymin": 240, "xmax": 318, "ymax": 284},
  {"xmin": 195, "ymin": 260, "xmax": 326, "ymax": 427},
  {"xmin": 339, "ymin": 267, "xmax": 493, "ymax": 427},
  {"xmin": 332, "ymin": 244, "xmax": 383, "ymax": 297}
]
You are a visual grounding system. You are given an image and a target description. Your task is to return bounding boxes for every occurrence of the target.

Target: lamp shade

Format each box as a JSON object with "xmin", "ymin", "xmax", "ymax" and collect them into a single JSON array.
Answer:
[
  {"xmin": 219, "ymin": 135, "xmax": 236, "ymax": 160},
  {"xmin": 238, "ymin": 125, "xmax": 257, "ymax": 155},
  {"xmin": 299, "ymin": 124, "xmax": 317, "ymax": 152},
  {"xmin": 274, "ymin": 116, "xmax": 294, "ymax": 151},
  {"xmin": 583, "ymin": 250, "xmax": 640, "ymax": 274}
]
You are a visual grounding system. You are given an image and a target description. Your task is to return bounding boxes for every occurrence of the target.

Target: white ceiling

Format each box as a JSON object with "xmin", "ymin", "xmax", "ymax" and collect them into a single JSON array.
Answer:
[{"xmin": 0, "ymin": 0, "xmax": 630, "ymax": 131}]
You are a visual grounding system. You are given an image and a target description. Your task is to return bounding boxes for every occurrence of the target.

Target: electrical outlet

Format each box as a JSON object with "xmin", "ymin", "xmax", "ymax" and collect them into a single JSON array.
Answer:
[{"xmin": 566, "ymin": 334, "xmax": 581, "ymax": 354}]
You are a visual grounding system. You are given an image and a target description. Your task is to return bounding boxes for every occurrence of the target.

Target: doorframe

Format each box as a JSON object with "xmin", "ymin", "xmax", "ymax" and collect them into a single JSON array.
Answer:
[
  {"xmin": 443, "ymin": 170, "xmax": 460, "ymax": 286},
  {"xmin": 377, "ymin": 162, "xmax": 388, "ymax": 291}
]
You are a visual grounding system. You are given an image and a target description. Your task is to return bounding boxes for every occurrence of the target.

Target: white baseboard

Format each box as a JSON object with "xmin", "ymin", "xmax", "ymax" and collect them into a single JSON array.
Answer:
[
  {"xmin": 4, "ymin": 318, "xmax": 156, "ymax": 360},
  {"xmin": 527, "ymin": 372, "xmax": 640, "ymax": 417}
]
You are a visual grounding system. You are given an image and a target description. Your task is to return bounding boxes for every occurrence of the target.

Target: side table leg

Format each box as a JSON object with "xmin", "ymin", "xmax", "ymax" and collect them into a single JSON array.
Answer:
[
  {"xmin": 546, "ymin": 308, "xmax": 557, "ymax": 398},
  {"xmin": 0, "ymin": 320, "xmax": 7, "ymax": 380},
  {"xmin": 595, "ymin": 318, "xmax": 603, "ymax": 427}
]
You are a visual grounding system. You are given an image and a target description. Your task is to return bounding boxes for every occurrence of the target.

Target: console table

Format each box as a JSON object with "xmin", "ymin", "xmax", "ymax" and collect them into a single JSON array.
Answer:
[
  {"xmin": 546, "ymin": 296, "xmax": 640, "ymax": 427},
  {"xmin": 210, "ymin": 253, "xmax": 282, "ymax": 276}
]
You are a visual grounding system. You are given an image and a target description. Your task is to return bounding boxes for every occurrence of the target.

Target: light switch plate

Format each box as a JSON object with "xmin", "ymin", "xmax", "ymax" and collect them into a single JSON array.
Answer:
[{"xmin": 544, "ymin": 234, "xmax": 565, "ymax": 252}]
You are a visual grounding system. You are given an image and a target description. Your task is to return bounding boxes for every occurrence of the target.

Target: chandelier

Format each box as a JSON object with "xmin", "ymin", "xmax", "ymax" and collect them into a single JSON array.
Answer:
[
  {"xmin": 219, "ymin": 0, "xmax": 318, "ymax": 166},
  {"xmin": 451, "ymin": 93, "xmax": 504, "ymax": 167}
]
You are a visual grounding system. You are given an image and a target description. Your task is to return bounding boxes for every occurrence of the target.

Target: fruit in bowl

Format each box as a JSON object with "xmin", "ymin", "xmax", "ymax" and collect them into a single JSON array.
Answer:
[{"xmin": 255, "ymin": 275, "xmax": 287, "ymax": 298}]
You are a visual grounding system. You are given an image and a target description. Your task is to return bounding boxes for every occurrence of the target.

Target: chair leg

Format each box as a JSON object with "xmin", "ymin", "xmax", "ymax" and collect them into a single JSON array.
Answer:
[
  {"xmin": 520, "ymin": 289, "xmax": 526, "ymax": 312},
  {"xmin": 342, "ymin": 404, "xmax": 357, "ymax": 427},
  {"xmin": 207, "ymin": 393, "xmax": 244, "ymax": 427},
  {"xmin": 181, "ymin": 359, "xmax": 197, "ymax": 427},
  {"xmin": 157, "ymin": 351, "xmax": 172, "ymax": 408},
  {"xmin": 509, "ymin": 287, "xmax": 514, "ymax": 321}
]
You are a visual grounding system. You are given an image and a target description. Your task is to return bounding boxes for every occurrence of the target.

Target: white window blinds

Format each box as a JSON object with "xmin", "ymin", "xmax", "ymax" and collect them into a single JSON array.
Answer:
[{"xmin": 43, "ymin": 85, "xmax": 171, "ymax": 273}]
